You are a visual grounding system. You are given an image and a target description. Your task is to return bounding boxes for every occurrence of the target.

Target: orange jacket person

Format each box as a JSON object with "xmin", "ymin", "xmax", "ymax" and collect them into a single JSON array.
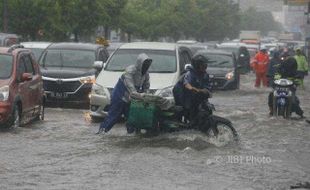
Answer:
[{"xmin": 252, "ymin": 48, "xmax": 269, "ymax": 87}]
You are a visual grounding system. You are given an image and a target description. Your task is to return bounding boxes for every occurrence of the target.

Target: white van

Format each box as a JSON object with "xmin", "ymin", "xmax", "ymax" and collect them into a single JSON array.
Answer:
[{"xmin": 89, "ymin": 42, "xmax": 192, "ymax": 119}]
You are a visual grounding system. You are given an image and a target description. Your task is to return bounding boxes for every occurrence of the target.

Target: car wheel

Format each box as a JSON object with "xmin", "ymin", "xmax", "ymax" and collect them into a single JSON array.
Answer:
[
  {"xmin": 11, "ymin": 104, "xmax": 21, "ymax": 128},
  {"xmin": 39, "ymin": 104, "xmax": 45, "ymax": 121}
]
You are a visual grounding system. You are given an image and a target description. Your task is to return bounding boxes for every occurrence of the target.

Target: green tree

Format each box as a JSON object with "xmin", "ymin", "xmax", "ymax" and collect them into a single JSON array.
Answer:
[{"xmin": 240, "ymin": 7, "xmax": 283, "ymax": 36}]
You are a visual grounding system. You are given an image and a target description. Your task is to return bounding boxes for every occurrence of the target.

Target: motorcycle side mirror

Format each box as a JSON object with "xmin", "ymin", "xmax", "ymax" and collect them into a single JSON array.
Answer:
[{"xmin": 184, "ymin": 64, "xmax": 191, "ymax": 71}]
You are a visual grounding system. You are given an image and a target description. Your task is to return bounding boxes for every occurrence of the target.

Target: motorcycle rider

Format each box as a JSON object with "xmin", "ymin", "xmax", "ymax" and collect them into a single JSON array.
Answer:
[
  {"xmin": 267, "ymin": 51, "xmax": 304, "ymax": 118},
  {"xmin": 267, "ymin": 51, "xmax": 281, "ymax": 87},
  {"xmin": 97, "ymin": 53, "xmax": 152, "ymax": 134},
  {"xmin": 173, "ymin": 53, "xmax": 212, "ymax": 122}
]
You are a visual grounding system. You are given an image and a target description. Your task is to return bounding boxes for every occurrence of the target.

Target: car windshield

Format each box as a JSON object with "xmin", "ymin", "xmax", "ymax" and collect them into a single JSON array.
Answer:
[
  {"xmin": 29, "ymin": 48, "xmax": 45, "ymax": 61},
  {"xmin": 41, "ymin": 49, "xmax": 96, "ymax": 68},
  {"xmin": 0, "ymin": 54, "xmax": 13, "ymax": 79},
  {"xmin": 106, "ymin": 49, "xmax": 176, "ymax": 73},
  {"xmin": 217, "ymin": 46, "xmax": 239, "ymax": 55},
  {"xmin": 203, "ymin": 53, "xmax": 234, "ymax": 68}
]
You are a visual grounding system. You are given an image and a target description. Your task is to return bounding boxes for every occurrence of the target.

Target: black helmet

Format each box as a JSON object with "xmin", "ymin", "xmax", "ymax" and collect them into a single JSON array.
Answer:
[{"xmin": 191, "ymin": 53, "xmax": 214, "ymax": 70}]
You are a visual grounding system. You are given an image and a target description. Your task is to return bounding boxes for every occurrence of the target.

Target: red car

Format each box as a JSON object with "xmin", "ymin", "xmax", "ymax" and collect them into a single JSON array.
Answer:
[{"xmin": 0, "ymin": 45, "xmax": 45, "ymax": 128}]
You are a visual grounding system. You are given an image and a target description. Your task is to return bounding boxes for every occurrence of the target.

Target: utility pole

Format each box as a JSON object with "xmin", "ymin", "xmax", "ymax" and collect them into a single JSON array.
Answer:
[{"xmin": 3, "ymin": 0, "xmax": 8, "ymax": 32}]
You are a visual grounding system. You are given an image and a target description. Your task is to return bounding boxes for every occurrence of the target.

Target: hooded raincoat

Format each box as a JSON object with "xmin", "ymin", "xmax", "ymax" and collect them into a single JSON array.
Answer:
[{"xmin": 98, "ymin": 53, "xmax": 151, "ymax": 133}]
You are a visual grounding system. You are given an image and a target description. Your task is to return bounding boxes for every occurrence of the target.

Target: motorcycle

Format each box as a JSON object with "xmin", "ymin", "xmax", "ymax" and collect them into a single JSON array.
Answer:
[
  {"xmin": 272, "ymin": 78, "xmax": 293, "ymax": 118},
  {"xmin": 126, "ymin": 93, "xmax": 238, "ymax": 142}
]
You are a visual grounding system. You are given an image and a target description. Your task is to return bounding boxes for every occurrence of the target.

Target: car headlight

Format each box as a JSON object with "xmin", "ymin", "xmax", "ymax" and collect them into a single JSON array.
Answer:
[
  {"xmin": 155, "ymin": 86, "xmax": 174, "ymax": 98},
  {"xmin": 80, "ymin": 75, "xmax": 96, "ymax": 84},
  {"xmin": 91, "ymin": 83, "xmax": 106, "ymax": 96},
  {"xmin": 0, "ymin": 85, "xmax": 9, "ymax": 101},
  {"xmin": 225, "ymin": 71, "xmax": 234, "ymax": 80}
]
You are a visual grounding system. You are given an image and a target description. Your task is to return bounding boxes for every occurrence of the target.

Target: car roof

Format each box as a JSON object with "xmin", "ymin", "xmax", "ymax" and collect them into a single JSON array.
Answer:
[
  {"xmin": 196, "ymin": 49, "xmax": 233, "ymax": 56},
  {"xmin": 119, "ymin": 42, "xmax": 177, "ymax": 51},
  {"xmin": 47, "ymin": 42, "xmax": 104, "ymax": 50},
  {"xmin": 0, "ymin": 46, "xmax": 30, "ymax": 55},
  {"xmin": 21, "ymin": 41, "xmax": 52, "ymax": 49}
]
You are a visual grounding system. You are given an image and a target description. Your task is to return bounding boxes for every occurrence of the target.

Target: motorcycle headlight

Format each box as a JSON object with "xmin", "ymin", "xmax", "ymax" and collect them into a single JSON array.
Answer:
[
  {"xmin": 156, "ymin": 86, "xmax": 174, "ymax": 98},
  {"xmin": 0, "ymin": 85, "xmax": 10, "ymax": 101},
  {"xmin": 225, "ymin": 71, "xmax": 234, "ymax": 80},
  {"xmin": 80, "ymin": 75, "xmax": 96, "ymax": 84},
  {"xmin": 91, "ymin": 83, "xmax": 106, "ymax": 96}
]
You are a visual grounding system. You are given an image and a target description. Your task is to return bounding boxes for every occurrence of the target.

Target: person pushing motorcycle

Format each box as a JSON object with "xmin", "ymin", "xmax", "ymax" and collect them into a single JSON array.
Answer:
[{"xmin": 173, "ymin": 53, "xmax": 213, "ymax": 122}]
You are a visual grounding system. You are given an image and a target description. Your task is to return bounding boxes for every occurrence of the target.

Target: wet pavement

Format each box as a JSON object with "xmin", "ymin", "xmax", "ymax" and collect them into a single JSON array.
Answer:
[{"xmin": 0, "ymin": 73, "xmax": 309, "ymax": 190}]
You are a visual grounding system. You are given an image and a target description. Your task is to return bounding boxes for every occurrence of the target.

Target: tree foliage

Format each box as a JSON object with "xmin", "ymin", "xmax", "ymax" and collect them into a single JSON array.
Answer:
[{"xmin": 0, "ymin": 0, "xmax": 283, "ymax": 42}]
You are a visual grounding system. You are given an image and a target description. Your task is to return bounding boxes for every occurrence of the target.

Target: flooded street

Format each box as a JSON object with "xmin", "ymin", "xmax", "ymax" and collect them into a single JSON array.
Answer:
[{"xmin": 0, "ymin": 73, "xmax": 309, "ymax": 190}]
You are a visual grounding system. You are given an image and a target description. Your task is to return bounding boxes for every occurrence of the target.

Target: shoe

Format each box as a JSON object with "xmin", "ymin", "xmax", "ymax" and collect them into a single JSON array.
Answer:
[
  {"xmin": 96, "ymin": 123, "xmax": 106, "ymax": 134},
  {"xmin": 126, "ymin": 125, "xmax": 135, "ymax": 134},
  {"xmin": 269, "ymin": 106, "xmax": 273, "ymax": 116}
]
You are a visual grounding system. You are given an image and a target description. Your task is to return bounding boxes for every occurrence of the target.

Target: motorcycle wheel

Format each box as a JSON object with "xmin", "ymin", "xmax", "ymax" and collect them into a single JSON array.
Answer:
[
  {"xmin": 207, "ymin": 115, "xmax": 238, "ymax": 141},
  {"xmin": 278, "ymin": 106, "xmax": 285, "ymax": 116}
]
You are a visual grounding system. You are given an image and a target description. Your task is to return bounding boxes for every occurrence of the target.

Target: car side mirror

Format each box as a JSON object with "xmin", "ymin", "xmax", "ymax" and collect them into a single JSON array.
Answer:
[
  {"xmin": 93, "ymin": 61, "xmax": 104, "ymax": 71},
  {"xmin": 21, "ymin": 73, "xmax": 33, "ymax": 82}
]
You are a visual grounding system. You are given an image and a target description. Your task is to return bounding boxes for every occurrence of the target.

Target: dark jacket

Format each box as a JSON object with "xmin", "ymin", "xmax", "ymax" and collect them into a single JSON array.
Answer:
[
  {"xmin": 173, "ymin": 65, "xmax": 211, "ymax": 109},
  {"xmin": 279, "ymin": 57, "xmax": 297, "ymax": 79},
  {"xmin": 267, "ymin": 52, "xmax": 281, "ymax": 78}
]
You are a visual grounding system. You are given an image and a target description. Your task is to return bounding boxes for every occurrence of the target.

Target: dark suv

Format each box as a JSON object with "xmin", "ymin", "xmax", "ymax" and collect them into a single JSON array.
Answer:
[
  {"xmin": 0, "ymin": 45, "xmax": 45, "ymax": 128},
  {"xmin": 38, "ymin": 43, "xmax": 109, "ymax": 106}
]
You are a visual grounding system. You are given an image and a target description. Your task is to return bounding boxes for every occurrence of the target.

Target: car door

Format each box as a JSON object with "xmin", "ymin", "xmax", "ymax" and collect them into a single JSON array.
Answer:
[
  {"xmin": 17, "ymin": 54, "xmax": 32, "ymax": 117},
  {"xmin": 24, "ymin": 54, "xmax": 42, "ymax": 113}
]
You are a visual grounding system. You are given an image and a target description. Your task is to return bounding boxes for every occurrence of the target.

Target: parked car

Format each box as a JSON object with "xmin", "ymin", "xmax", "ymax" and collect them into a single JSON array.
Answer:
[
  {"xmin": 20, "ymin": 41, "xmax": 52, "ymax": 61},
  {"xmin": 197, "ymin": 49, "xmax": 240, "ymax": 90},
  {"xmin": 89, "ymin": 42, "xmax": 193, "ymax": 119},
  {"xmin": 216, "ymin": 43, "xmax": 251, "ymax": 74},
  {"xmin": 0, "ymin": 45, "xmax": 45, "ymax": 128},
  {"xmin": 38, "ymin": 42, "xmax": 109, "ymax": 107},
  {"xmin": 0, "ymin": 33, "xmax": 20, "ymax": 47}
]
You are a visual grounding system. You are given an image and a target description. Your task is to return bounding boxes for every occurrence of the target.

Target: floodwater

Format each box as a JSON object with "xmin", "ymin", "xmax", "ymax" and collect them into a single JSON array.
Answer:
[{"xmin": 0, "ymin": 73, "xmax": 309, "ymax": 190}]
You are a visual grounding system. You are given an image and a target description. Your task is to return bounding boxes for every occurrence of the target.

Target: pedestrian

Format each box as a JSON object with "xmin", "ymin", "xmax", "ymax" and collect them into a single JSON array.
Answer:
[
  {"xmin": 97, "ymin": 53, "xmax": 152, "ymax": 134},
  {"xmin": 294, "ymin": 48, "xmax": 308, "ymax": 89},
  {"xmin": 252, "ymin": 48, "xmax": 269, "ymax": 88},
  {"xmin": 266, "ymin": 51, "xmax": 281, "ymax": 87},
  {"xmin": 237, "ymin": 46, "xmax": 251, "ymax": 73}
]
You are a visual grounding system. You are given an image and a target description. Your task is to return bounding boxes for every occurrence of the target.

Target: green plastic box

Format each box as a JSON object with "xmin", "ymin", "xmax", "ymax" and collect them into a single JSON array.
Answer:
[{"xmin": 127, "ymin": 99, "xmax": 158, "ymax": 129}]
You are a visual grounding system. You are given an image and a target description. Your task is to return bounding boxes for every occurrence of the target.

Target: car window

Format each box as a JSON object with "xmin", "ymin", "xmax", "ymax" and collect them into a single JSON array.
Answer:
[
  {"xmin": 0, "ymin": 54, "xmax": 13, "ymax": 79},
  {"xmin": 23, "ymin": 55, "xmax": 35, "ymax": 74},
  {"xmin": 41, "ymin": 49, "xmax": 96, "ymax": 68},
  {"xmin": 203, "ymin": 53, "xmax": 234, "ymax": 68},
  {"xmin": 42, "ymin": 50, "xmax": 61, "ymax": 67},
  {"xmin": 217, "ymin": 47, "xmax": 239, "ymax": 55},
  {"xmin": 29, "ymin": 48, "xmax": 45, "ymax": 61},
  {"xmin": 106, "ymin": 49, "xmax": 176, "ymax": 73}
]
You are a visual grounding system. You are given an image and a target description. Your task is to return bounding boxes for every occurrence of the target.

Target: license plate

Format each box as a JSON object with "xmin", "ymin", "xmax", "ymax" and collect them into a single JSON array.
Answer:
[{"xmin": 50, "ymin": 92, "xmax": 68, "ymax": 99}]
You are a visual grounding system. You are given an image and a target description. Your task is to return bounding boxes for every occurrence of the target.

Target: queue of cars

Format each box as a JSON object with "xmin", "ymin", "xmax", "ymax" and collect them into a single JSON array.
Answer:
[{"xmin": 0, "ymin": 40, "xmax": 244, "ymax": 127}]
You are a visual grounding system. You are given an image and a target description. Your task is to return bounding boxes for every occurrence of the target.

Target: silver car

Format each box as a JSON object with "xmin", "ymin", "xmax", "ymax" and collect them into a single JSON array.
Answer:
[{"xmin": 89, "ymin": 42, "xmax": 192, "ymax": 119}]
